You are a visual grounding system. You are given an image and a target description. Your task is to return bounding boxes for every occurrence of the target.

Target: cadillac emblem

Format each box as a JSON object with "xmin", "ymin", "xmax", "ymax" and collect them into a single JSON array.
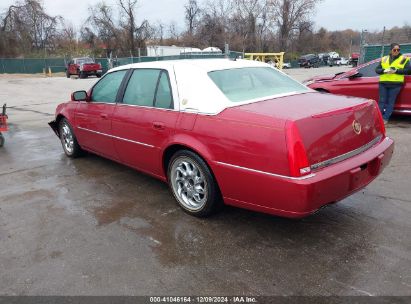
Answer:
[{"xmin": 352, "ymin": 120, "xmax": 362, "ymax": 135}]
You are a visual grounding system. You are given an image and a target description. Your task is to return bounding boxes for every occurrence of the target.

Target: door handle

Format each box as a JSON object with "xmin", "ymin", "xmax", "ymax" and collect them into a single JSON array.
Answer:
[
  {"xmin": 100, "ymin": 113, "xmax": 108, "ymax": 119},
  {"xmin": 153, "ymin": 122, "xmax": 165, "ymax": 130}
]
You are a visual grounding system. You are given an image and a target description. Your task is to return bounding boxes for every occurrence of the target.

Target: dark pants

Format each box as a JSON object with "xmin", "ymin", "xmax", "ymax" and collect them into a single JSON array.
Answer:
[{"xmin": 378, "ymin": 83, "xmax": 402, "ymax": 120}]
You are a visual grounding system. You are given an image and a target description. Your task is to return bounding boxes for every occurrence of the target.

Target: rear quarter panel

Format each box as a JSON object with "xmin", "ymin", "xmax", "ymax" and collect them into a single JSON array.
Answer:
[{"xmin": 171, "ymin": 111, "xmax": 289, "ymax": 203}]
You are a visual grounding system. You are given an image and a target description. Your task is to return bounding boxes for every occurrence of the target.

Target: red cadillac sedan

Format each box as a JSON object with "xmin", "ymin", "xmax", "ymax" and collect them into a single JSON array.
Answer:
[
  {"xmin": 49, "ymin": 59, "xmax": 394, "ymax": 218},
  {"xmin": 305, "ymin": 54, "xmax": 411, "ymax": 115}
]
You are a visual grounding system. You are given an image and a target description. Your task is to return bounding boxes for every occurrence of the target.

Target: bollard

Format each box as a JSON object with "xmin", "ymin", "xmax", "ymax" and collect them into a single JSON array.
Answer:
[{"xmin": 48, "ymin": 67, "xmax": 52, "ymax": 77}]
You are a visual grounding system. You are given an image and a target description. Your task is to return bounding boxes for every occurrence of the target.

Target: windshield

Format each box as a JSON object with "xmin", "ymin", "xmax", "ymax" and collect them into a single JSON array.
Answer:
[{"xmin": 208, "ymin": 67, "xmax": 309, "ymax": 103}]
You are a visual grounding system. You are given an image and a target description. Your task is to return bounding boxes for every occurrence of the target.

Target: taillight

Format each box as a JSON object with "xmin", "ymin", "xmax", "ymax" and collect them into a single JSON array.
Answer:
[
  {"xmin": 372, "ymin": 99, "xmax": 385, "ymax": 136},
  {"xmin": 285, "ymin": 121, "xmax": 311, "ymax": 177}
]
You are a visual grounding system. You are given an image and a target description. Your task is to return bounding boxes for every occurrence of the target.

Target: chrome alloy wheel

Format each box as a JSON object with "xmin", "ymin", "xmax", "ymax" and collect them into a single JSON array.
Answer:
[
  {"xmin": 61, "ymin": 122, "xmax": 74, "ymax": 154},
  {"xmin": 170, "ymin": 157, "xmax": 208, "ymax": 211}
]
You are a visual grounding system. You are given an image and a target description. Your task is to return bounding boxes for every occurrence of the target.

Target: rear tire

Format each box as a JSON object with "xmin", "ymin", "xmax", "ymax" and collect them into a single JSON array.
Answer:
[
  {"xmin": 168, "ymin": 150, "xmax": 222, "ymax": 217},
  {"xmin": 0, "ymin": 133, "xmax": 4, "ymax": 147},
  {"xmin": 66, "ymin": 70, "xmax": 70, "ymax": 78},
  {"xmin": 58, "ymin": 118, "xmax": 82, "ymax": 158},
  {"xmin": 96, "ymin": 73, "xmax": 102, "ymax": 78}
]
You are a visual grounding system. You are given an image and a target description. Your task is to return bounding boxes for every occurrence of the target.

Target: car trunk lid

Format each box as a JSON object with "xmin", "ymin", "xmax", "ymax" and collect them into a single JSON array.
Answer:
[{"xmin": 231, "ymin": 92, "xmax": 384, "ymax": 173}]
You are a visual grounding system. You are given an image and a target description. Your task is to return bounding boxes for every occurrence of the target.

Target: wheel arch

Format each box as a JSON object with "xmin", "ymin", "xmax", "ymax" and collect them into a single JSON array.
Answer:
[
  {"xmin": 162, "ymin": 142, "xmax": 224, "ymax": 213},
  {"xmin": 162, "ymin": 143, "xmax": 213, "ymax": 179}
]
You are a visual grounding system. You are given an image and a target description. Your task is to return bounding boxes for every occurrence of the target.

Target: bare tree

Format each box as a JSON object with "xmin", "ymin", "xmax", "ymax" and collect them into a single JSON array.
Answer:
[
  {"xmin": 119, "ymin": 0, "xmax": 138, "ymax": 54},
  {"xmin": 233, "ymin": 0, "xmax": 268, "ymax": 51},
  {"xmin": 185, "ymin": 0, "xmax": 201, "ymax": 35},
  {"xmin": 168, "ymin": 22, "xmax": 180, "ymax": 42},
  {"xmin": 87, "ymin": 2, "xmax": 119, "ymax": 53},
  {"xmin": 55, "ymin": 20, "xmax": 77, "ymax": 56},
  {"xmin": 268, "ymin": 0, "xmax": 322, "ymax": 51},
  {"xmin": 2, "ymin": 0, "xmax": 61, "ymax": 54}
]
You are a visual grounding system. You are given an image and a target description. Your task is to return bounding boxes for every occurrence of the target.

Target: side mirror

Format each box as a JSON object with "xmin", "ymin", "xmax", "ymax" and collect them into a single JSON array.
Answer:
[
  {"xmin": 71, "ymin": 90, "xmax": 88, "ymax": 101},
  {"xmin": 348, "ymin": 71, "xmax": 362, "ymax": 79}
]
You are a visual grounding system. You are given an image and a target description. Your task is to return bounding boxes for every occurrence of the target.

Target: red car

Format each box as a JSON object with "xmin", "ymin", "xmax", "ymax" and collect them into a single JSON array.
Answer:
[
  {"xmin": 49, "ymin": 59, "xmax": 394, "ymax": 218},
  {"xmin": 305, "ymin": 54, "xmax": 411, "ymax": 115},
  {"xmin": 66, "ymin": 57, "xmax": 103, "ymax": 79}
]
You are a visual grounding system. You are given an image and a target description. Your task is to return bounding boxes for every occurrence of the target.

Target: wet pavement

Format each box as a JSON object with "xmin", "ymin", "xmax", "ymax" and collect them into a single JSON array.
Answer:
[{"xmin": 0, "ymin": 70, "xmax": 410, "ymax": 296}]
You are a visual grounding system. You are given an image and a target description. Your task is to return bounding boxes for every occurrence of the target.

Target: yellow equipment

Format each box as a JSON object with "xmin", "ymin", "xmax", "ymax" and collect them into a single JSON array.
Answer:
[{"xmin": 244, "ymin": 52, "xmax": 285, "ymax": 69}]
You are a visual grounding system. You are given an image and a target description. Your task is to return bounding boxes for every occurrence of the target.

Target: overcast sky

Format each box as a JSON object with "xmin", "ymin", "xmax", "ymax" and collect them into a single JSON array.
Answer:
[{"xmin": 1, "ymin": 0, "xmax": 410, "ymax": 33}]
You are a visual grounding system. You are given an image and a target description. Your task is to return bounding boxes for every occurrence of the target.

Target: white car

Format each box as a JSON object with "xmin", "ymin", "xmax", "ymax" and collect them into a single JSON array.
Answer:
[{"xmin": 336, "ymin": 57, "xmax": 349, "ymax": 65}]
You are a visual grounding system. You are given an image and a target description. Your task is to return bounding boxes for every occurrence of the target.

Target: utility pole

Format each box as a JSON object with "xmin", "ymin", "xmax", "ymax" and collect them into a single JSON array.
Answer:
[
  {"xmin": 359, "ymin": 29, "xmax": 368, "ymax": 65},
  {"xmin": 349, "ymin": 35, "xmax": 352, "ymax": 57},
  {"xmin": 380, "ymin": 26, "xmax": 386, "ymax": 58}
]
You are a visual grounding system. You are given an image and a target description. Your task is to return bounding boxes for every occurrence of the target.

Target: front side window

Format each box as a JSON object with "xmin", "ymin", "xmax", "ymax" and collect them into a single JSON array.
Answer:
[
  {"xmin": 123, "ymin": 69, "xmax": 173, "ymax": 109},
  {"xmin": 91, "ymin": 70, "xmax": 127, "ymax": 103},
  {"xmin": 358, "ymin": 61, "xmax": 380, "ymax": 77},
  {"xmin": 208, "ymin": 67, "xmax": 309, "ymax": 103}
]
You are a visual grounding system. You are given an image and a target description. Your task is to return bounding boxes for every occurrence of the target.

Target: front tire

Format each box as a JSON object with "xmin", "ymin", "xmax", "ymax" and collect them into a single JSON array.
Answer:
[
  {"xmin": 168, "ymin": 150, "xmax": 222, "ymax": 217},
  {"xmin": 59, "ymin": 118, "xmax": 82, "ymax": 158}
]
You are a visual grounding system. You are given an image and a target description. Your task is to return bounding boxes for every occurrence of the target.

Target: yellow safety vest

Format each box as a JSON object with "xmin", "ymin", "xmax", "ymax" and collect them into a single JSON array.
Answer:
[{"xmin": 380, "ymin": 55, "xmax": 409, "ymax": 83}]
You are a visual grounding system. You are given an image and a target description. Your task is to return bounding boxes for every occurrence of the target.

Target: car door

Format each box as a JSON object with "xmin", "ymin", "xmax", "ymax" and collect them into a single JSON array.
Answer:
[
  {"xmin": 396, "ymin": 75, "xmax": 411, "ymax": 112},
  {"xmin": 74, "ymin": 69, "xmax": 128, "ymax": 160},
  {"xmin": 331, "ymin": 61, "xmax": 380, "ymax": 101},
  {"xmin": 112, "ymin": 68, "xmax": 179, "ymax": 177}
]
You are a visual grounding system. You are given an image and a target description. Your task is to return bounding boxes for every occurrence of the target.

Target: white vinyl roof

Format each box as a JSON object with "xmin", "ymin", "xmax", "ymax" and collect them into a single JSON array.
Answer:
[{"xmin": 109, "ymin": 59, "xmax": 300, "ymax": 115}]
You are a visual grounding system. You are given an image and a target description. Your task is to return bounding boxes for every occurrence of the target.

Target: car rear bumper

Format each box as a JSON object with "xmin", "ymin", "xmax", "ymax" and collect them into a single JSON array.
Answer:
[
  {"xmin": 213, "ymin": 137, "xmax": 394, "ymax": 218},
  {"xmin": 82, "ymin": 69, "xmax": 102, "ymax": 74}
]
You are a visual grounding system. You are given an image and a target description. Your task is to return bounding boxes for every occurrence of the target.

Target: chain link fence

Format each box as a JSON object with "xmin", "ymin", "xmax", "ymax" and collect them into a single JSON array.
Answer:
[
  {"xmin": 0, "ymin": 52, "xmax": 243, "ymax": 74},
  {"xmin": 361, "ymin": 43, "xmax": 411, "ymax": 64}
]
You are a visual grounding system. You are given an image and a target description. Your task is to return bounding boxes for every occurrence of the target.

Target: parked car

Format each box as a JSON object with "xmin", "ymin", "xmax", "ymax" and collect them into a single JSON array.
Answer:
[
  {"xmin": 49, "ymin": 59, "xmax": 393, "ymax": 218},
  {"xmin": 318, "ymin": 53, "xmax": 330, "ymax": 65},
  {"xmin": 328, "ymin": 51, "xmax": 340, "ymax": 59},
  {"xmin": 298, "ymin": 54, "xmax": 320, "ymax": 68},
  {"xmin": 336, "ymin": 57, "xmax": 349, "ymax": 66},
  {"xmin": 304, "ymin": 54, "xmax": 411, "ymax": 115},
  {"xmin": 349, "ymin": 52, "xmax": 360, "ymax": 67},
  {"xmin": 282, "ymin": 62, "xmax": 292, "ymax": 69},
  {"xmin": 66, "ymin": 57, "xmax": 103, "ymax": 79}
]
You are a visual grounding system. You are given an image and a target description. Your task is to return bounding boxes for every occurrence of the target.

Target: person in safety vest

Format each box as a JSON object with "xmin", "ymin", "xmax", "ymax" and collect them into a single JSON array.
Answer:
[{"xmin": 375, "ymin": 43, "xmax": 411, "ymax": 123}]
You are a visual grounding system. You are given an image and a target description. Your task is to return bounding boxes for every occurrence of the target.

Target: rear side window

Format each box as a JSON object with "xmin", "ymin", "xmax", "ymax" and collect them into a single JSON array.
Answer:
[
  {"xmin": 154, "ymin": 71, "xmax": 173, "ymax": 109},
  {"xmin": 91, "ymin": 70, "xmax": 127, "ymax": 103},
  {"xmin": 122, "ymin": 69, "xmax": 173, "ymax": 109}
]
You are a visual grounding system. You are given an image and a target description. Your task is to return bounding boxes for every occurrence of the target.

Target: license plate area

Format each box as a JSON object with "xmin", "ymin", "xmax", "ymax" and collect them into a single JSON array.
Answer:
[{"xmin": 349, "ymin": 153, "xmax": 384, "ymax": 190}]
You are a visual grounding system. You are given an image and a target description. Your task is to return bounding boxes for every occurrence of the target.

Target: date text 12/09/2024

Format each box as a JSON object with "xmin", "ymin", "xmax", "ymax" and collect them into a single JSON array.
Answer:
[{"xmin": 149, "ymin": 296, "xmax": 258, "ymax": 303}]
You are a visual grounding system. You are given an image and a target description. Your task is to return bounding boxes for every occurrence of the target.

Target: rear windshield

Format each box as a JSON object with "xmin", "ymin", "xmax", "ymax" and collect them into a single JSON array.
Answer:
[
  {"xmin": 208, "ymin": 67, "xmax": 308, "ymax": 103},
  {"xmin": 76, "ymin": 58, "xmax": 94, "ymax": 64}
]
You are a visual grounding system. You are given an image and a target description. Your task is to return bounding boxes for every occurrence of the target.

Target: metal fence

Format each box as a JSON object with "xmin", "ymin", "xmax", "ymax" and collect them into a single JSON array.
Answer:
[
  {"xmin": 0, "ymin": 51, "xmax": 244, "ymax": 74},
  {"xmin": 362, "ymin": 43, "xmax": 411, "ymax": 64}
]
